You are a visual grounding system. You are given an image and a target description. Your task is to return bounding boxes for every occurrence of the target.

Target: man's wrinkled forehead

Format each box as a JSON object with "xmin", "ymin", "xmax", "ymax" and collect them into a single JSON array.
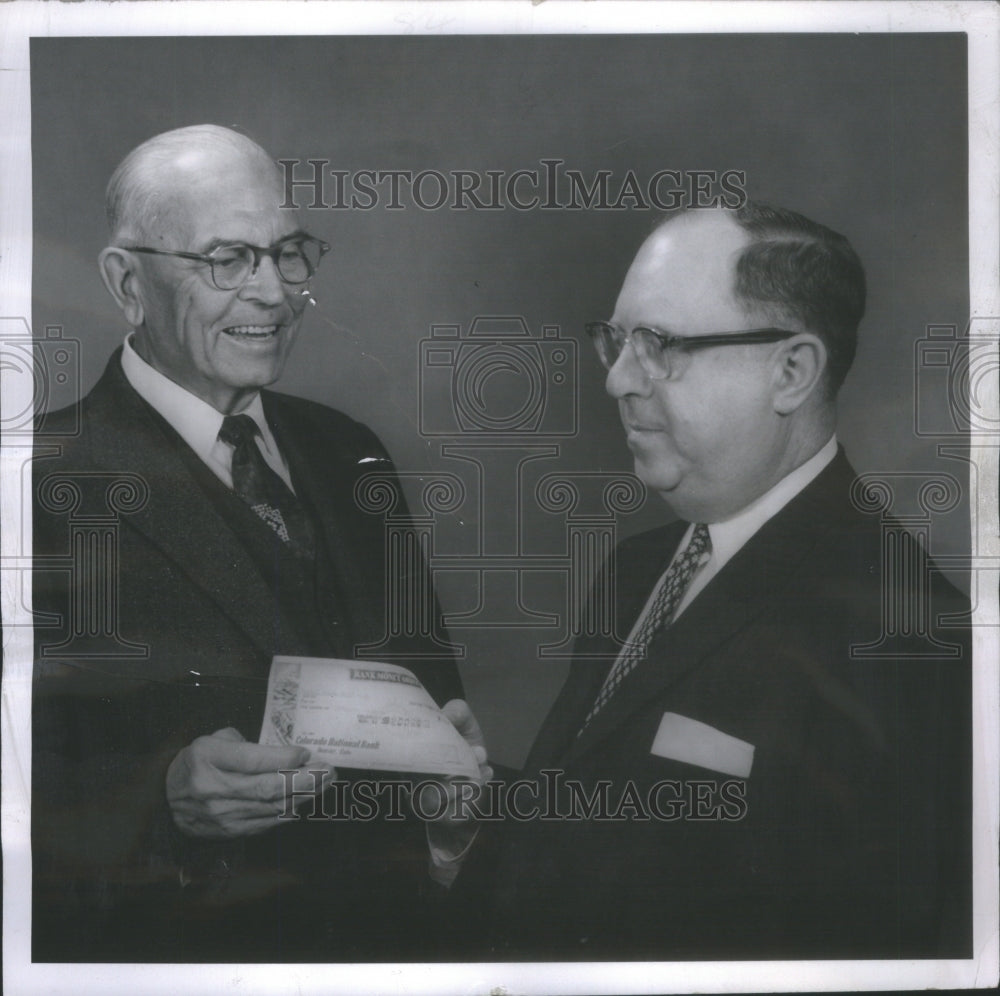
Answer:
[{"xmin": 146, "ymin": 148, "xmax": 287, "ymax": 244}]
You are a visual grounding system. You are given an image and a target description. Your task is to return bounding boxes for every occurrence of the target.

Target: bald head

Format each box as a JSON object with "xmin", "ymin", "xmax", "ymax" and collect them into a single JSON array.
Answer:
[
  {"xmin": 620, "ymin": 210, "xmax": 752, "ymax": 336},
  {"xmin": 98, "ymin": 124, "xmax": 311, "ymax": 413},
  {"xmin": 106, "ymin": 125, "xmax": 282, "ymax": 245}
]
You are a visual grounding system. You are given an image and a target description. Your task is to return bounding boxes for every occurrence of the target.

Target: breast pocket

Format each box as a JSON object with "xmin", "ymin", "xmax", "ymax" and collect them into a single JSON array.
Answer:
[{"xmin": 650, "ymin": 712, "xmax": 755, "ymax": 778}]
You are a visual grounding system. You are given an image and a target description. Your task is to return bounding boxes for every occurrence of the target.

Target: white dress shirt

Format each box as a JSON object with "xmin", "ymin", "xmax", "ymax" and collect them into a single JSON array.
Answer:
[
  {"xmin": 620, "ymin": 436, "xmax": 838, "ymax": 652},
  {"xmin": 120, "ymin": 335, "xmax": 295, "ymax": 493}
]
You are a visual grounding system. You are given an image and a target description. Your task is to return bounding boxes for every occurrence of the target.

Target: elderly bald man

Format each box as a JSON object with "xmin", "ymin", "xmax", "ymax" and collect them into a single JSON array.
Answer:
[{"xmin": 32, "ymin": 125, "xmax": 466, "ymax": 961}]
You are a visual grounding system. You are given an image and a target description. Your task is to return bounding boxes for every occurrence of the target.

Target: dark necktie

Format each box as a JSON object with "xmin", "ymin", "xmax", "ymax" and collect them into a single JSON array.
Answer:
[
  {"xmin": 580, "ymin": 522, "xmax": 711, "ymax": 731},
  {"xmin": 217, "ymin": 413, "xmax": 313, "ymax": 557}
]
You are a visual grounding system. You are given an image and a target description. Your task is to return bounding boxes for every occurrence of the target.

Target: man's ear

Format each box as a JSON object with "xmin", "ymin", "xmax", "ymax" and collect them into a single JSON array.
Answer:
[
  {"xmin": 98, "ymin": 247, "xmax": 144, "ymax": 328},
  {"xmin": 771, "ymin": 334, "xmax": 828, "ymax": 414}
]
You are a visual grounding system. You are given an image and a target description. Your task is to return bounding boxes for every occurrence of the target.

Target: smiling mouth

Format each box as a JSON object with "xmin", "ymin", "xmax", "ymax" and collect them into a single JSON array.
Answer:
[{"xmin": 223, "ymin": 324, "xmax": 280, "ymax": 339}]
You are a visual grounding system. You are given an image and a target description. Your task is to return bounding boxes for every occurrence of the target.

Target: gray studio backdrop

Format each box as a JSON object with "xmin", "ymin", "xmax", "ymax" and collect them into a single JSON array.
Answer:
[{"xmin": 31, "ymin": 34, "xmax": 969, "ymax": 768}]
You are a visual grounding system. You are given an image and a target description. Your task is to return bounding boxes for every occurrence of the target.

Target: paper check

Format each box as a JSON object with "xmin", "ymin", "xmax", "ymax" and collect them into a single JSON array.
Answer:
[{"xmin": 259, "ymin": 655, "xmax": 480, "ymax": 779}]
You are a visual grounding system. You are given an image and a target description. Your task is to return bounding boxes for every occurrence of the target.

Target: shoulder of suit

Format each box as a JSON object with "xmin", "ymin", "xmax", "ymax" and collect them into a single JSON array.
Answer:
[
  {"xmin": 33, "ymin": 388, "xmax": 102, "ymax": 466},
  {"xmin": 261, "ymin": 389, "xmax": 391, "ymax": 460},
  {"xmin": 35, "ymin": 346, "xmax": 128, "ymax": 432},
  {"xmin": 34, "ymin": 350, "xmax": 146, "ymax": 468},
  {"xmin": 34, "ymin": 398, "xmax": 82, "ymax": 437}
]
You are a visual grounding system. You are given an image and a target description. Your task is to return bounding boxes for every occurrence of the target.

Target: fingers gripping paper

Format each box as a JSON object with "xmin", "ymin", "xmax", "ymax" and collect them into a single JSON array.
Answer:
[{"xmin": 259, "ymin": 656, "xmax": 479, "ymax": 779}]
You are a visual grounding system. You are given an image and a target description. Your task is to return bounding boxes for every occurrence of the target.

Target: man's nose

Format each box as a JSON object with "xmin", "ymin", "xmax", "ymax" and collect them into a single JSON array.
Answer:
[
  {"xmin": 239, "ymin": 255, "xmax": 288, "ymax": 306},
  {"xmin": 605, "ymin": 339, "xmax": 651, "ymax": 399}
]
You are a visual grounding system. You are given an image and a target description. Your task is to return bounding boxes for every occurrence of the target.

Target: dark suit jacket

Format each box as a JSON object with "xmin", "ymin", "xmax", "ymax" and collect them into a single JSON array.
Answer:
[
  {"xmin": 480, "ymin": 452, "xmax": 971, "ymax": 960},
  {"xmin": 32, "ymin": 350, "xmax": 463, "ymax": 962}
]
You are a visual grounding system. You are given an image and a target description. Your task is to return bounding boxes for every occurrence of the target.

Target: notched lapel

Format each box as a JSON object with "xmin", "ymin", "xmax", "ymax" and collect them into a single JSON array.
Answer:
[
  {"xmin": 566, "ymin": 461, "xmax": 850, "ymax": 766},
  {"xmin": 65, "ymin": 360, "xmax": 282, "ymax": 659},
  {"xmin": 553, "ymin": 522, "xmax": 685, "ymax": 767},
  {"xmin": 262, "ymin": 394, "xmax": 388, "ymax": 640}
]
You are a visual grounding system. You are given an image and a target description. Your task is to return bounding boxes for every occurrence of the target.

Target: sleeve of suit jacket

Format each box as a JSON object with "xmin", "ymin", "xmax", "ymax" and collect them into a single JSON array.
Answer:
[{"xmin": 31, "ymin": 361, "xmax": 463, "ymax": 961}]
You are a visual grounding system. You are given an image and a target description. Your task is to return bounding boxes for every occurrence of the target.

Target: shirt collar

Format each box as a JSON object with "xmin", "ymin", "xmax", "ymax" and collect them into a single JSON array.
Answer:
[
  {"xmin": 120, "ymin": 334, "xmax": 273, "ymax": 462},
  {"xmin": 705, "ymin": 435, "xmax": 838, "ymax": 569}
]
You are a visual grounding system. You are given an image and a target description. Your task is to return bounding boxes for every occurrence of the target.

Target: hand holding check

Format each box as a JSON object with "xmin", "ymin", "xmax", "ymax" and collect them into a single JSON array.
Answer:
[{"xmin": 166, "ymin": 727, "xmax": 337, "ymax": 839}]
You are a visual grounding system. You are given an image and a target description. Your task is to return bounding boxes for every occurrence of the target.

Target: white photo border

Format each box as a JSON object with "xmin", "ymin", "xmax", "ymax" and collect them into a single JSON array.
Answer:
[{"xmin": 2, "ymin": 2, "xmax": 997, "ymax": 994}]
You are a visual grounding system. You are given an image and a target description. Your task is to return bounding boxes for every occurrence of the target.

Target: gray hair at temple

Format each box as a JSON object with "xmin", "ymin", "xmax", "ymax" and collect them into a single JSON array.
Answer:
[
  {"xmin": 730, "ymin": 201, "xmax": 866, "ymax": 394},
  {"xmin": 105, "ymin": 124, "xmax": 280, "ymax": 244},
  {"xmin": 654, "ymin": 201, "xmax": 866, "ymax": 394}
]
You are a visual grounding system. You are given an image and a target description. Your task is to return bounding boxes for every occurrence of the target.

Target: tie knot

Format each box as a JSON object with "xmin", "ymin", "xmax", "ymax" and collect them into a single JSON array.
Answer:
[{"xmin": 218, "ymin": 413, "xmax": 260, "ymax": 448}]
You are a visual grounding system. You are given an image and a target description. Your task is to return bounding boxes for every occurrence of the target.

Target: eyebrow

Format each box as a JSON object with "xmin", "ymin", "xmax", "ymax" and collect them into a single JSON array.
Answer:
[
  {"xmin": 196, "ymin": 229, "xmax": 312, "ymax": 254},
  {"xmin": 634, "ymin": 323, "xmax": 682, "ymax": 335},
  {"xmin": 609, "ymin": 320, "xmax": 680, "ymax": 336}
]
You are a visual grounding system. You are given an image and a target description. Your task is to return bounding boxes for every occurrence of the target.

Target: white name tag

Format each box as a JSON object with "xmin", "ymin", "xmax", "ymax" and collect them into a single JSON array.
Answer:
[{"xmin": 650, "ymin": 712, "xmax": 754, "ymax": 778}]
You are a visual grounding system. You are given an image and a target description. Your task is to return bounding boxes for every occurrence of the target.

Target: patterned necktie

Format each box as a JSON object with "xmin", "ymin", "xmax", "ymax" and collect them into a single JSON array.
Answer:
[
  {"xmin": 217, "ymin": 414, "xmax": 312, "ymax": 556},
  {"xmin": 580, "ymin": 522, "xmax": 712, "ymax": 731}
]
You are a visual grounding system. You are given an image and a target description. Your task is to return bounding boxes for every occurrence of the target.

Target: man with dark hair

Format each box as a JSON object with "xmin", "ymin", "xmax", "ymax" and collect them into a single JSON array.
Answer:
[
  {"xmin": 31, "ymin": 125, "xmax": 467, "ymax": 962},
  {"xmin": 478, "ymin": 204, "xmax": 970, "ymax": 959},
  {"xmin": 730, "ymin": 201, "xmax": 865, "ymax": 391}
]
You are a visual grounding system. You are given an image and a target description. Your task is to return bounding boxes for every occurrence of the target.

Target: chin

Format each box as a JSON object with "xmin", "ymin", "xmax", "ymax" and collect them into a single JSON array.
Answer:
[
  {"xmin": 225, "ymin": 359, "xmax": 287, "ymax": 389},
  {"xmin": 632, "ymin": 454, "xmax": 683, "ymax": 495},
  {"xmin": 633, "ymin": 458, "xmax": 705, "ymax": 520}
]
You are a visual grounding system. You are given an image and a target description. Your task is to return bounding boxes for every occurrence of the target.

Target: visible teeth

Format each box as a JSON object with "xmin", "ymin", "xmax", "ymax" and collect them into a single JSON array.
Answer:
[{"xmin": 225, "ymin": 325, "xmax": 278, "ymax": 337}]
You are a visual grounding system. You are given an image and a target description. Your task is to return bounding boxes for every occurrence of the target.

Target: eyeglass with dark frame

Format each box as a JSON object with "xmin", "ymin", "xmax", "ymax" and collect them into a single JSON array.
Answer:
[
  {"xmin": 585, "ymin": 321, "xmax": 799, "ymax": 381},
  {"xmin": 122, "ymin": 236, "xmax": 331, "ymax": 291}
]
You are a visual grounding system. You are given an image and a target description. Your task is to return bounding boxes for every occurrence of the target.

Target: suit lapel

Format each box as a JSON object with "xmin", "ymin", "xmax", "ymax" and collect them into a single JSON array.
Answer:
[
  {"xmin": 563, "ymin": 454, "xmax": 856, "ymax": 766},
  {"xmin": 77, "ymin": 355, "xmax": 282, "ymax": 660},
  {"xmin": 527, "ymin": 521, "xmax": 686, "ymax": 770},
  {"xmin": 262, "ymin": 393, "xmax": 388, "ymax": 646},
  {"xmin": 522, "ymin": 657, "xmax": 611, "ymax": 773}
]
